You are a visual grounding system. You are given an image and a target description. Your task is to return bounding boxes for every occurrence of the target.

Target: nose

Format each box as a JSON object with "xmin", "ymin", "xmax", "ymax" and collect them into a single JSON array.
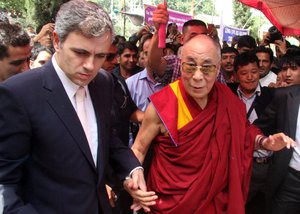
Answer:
[
  {"xmin": 83, "ymin": 57, "xmax": 95, "ymax": 71},
  {"xmin": 259, "ymin": 60, "xmax": 263, "ymax": 67},
  {"xmin": 192, "ymin": 69, "xmax": 204, "ymax": 80},
  {"xmin": 286, "ymin": 68, "xmax": 292, "ymax": 76}
]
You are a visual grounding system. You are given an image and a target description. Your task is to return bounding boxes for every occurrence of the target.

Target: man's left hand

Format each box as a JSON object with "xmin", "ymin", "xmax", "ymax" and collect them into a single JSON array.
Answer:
[{"xmin": 262, "ymin": 133, "xmax": 296, "ymax": 151}]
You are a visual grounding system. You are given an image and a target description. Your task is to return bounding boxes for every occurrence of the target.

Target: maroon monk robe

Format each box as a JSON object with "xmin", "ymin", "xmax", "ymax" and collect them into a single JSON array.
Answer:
[{"xmin": 147, "ymin": 80, "xmax": 261, "ymax": 214}]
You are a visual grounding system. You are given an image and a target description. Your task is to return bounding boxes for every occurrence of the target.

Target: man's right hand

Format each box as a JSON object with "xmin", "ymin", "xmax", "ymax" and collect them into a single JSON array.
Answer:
[
  {"xmin": 123, "ymin": 169, "xmax": 157, "ymax": 212},
  {"xmin": 152, "ymin": 3, "xmax": 169, "ymax": 31}
]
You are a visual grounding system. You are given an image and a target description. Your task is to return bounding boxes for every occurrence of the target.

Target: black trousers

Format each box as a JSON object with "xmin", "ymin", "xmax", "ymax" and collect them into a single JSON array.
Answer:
[
  {"xmin": 246, "ymin": 161, "xmax": 270, "ymax": 214},
  {"xmin": 271, "ymin": 167, "xmax": 300, "ymax": 214}
]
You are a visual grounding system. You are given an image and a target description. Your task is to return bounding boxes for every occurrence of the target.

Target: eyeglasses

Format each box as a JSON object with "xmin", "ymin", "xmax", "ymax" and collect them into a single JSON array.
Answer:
[
  {"xmin": 106, "ymin": 53, "xmax": 117, "ymax": 61},
  {"xmin": 182, "ymin": 62, "xmax": 217, "ymax": 76},
  {"xmin": 282, "ymin": 64, "xmax": 299, "ymax": 71}
]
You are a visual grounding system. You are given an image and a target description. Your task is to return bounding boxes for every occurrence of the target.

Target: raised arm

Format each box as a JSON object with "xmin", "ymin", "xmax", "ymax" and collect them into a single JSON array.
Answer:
[{"xmin": 148, "ymin": 3, "xmax": 169, "ymax": 77}]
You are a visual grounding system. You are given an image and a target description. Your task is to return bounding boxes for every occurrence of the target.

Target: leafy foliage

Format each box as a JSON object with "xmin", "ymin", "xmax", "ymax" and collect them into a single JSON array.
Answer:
[{"xmin": 233, "ymin": 0, "xmax": 252, "ymax": 29}]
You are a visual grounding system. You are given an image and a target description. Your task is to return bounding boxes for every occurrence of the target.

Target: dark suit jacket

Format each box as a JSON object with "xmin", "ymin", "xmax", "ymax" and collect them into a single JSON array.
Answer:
[
  {"xmin": 254, "ymin": 84, "xmax": 300, "ymax": 197},
  {"xmin": 227, "ymin": 83, "xmax": 274, "ymax": 117},
  {"xmin": 0, "ymin": 62, "xmax": 140, "ymax": 214}
]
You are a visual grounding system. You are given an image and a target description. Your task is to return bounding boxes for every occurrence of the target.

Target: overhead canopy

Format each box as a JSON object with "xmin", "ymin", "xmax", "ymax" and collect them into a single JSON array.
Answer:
[{"xmin": 238, "ymin": 0, "xmax": 300, "ymax": 36}]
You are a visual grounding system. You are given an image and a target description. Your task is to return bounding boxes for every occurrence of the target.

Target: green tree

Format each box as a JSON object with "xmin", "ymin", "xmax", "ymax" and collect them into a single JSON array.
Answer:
[
  {"xmin": 233, "ymin": 0, "xmax": 268, "ymax": 39},
  {"xmin": 233, "ymin": 0, "xmax": 253, "ymax": 29},
  {"xmin": 0, "ymin": 0, "xmax": 26, "ymax": 17},
  {"xmin": 33, "ymin": 0, "xmax": 69, "ymax": 31}
]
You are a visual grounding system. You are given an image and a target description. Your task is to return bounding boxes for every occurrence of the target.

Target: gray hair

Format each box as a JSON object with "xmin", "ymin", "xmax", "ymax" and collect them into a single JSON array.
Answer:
[{"xmin": 55, "ymin": 0, "xmax": 114, "ymax": 43}]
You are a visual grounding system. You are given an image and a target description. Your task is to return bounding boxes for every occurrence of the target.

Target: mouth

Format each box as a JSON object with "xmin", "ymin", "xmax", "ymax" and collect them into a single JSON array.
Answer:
[{"xmin": 78, "ymin": 73, "xmax": 92, "ymax": 80}]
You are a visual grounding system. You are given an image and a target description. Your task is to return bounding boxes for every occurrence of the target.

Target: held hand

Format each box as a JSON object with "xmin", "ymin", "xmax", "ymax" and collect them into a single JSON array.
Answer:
[
  {"xmin": 123, "ymin": 169, "xmax": 157, "ymax": 212},
  {"xmin": 152, "ymin": 3, "xmax": 169, "ymax": 31},
  {"xmin": 262, "ymin": 133, "xmax": 296, "ymax": 151}
]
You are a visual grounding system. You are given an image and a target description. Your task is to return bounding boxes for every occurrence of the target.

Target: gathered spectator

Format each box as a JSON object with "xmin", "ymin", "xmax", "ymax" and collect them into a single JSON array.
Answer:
[
  {"xmin": 255, "ymin": 46, "xmax": 277, "ymax": 87},
  {"xmin": 30, "ymin": 44, "xmax": 53, "ymax": 69},
  {"xmin": 237, "ymin": 35, "xmax": 257, "ymax": 53},
  {"xmin": 0, "ymin": 22, "xmax": 31, "ymax": 82}
]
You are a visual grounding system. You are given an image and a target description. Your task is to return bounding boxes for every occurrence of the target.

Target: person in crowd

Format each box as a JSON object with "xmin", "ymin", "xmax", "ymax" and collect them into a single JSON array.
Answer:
[
  {"xmin": 0, "ymin": 1, "xmax": 148, "ymax": 213},
  {"xmin": 217, "ymin": 46, "xmax": 239, "ymax": 84},
  {"xmin": 281, "ymin": 48, "xmax": 300, "ymax": 86},
  {"xmin": 129, "ymin": 24, "xmax": 153, "ymax": 46},
  {"xmin": 114, "ymin": 35, "xmax": 126, "ymax": 45},
  {"xmin": 254, "ymin": 48, "xmax": 300, "ymax": 214},
  {"xmin": 26, "ymin": 24, "xmax": 36, "ymax": 39},
  {"xmin": 113, "ymin": 41, "xmax": 142, "ymax": 81},
  {"xmin": 237, "ymin": 35, "xmax": 257, "ymax": 53},
  {"xmin": 255, "ymin": 46, "xmax": 277, "ymax": 87},
  {"xmin": 126, "ymin": 34, "xmax": 295, "ymax": 214},
  {"xmin": 0, "ymin": 22, "xmax": 31, "ymax": 82},
  {"xmin": 126, "ymin": 34, "xmax": 163, "ymax": 112},
  {"xmin": 166, "ymin": 22, "xmax": 182, "ymax": 46},
  {"xmin": 30, "ymin": 44, "xmax": 53, "ymax": 69},
  {"xmin": 231, "ymin": 51, "xmax": 274, "ymax": 214},
  {"xmin": 147, "ymin": 3, "xmax": 208, "ymax": 86},
  {"xmin": 101, "ymin": 39, "xmax": 144, "ymax": 214},
  {"xmin": 32, "ymin": 22, "xmax": 55, "ymax": 48},
  {"xmin": 137, "ymin": 51, "xmax": 146, "ymax": 68}
]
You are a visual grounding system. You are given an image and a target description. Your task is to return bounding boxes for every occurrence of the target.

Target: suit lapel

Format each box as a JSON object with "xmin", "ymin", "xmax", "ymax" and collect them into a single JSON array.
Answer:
[
  {"xmin": 287, "ymin": 86, "xmax": 300, "ymax": 138},
  {"xmin": 41, "ymin": 62, "xmax": 96, "ymax": 169}
]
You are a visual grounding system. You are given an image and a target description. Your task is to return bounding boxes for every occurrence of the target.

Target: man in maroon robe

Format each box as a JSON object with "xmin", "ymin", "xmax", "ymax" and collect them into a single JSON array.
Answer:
[{"xmin": 125, "ymin": 35, "xmax": 295, "ymax": 214}]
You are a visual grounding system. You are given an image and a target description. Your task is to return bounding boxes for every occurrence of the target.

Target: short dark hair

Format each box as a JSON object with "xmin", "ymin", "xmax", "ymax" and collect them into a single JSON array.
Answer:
[
  {"xmin": 234, "ymin": 51, "xmax": 259, "ymax": 72},
  {"xmin": 237, "ymin": 35, "xmax": 257, "ymax": 50},
  {"xmin": 255, "ymin": 46, "xmax": 274, "ymax": 63},
  {"xmin": 280, "ymin": 47, "xmax": 300, "ymax": 67},
  {"xmin": 182, "ymin": 19, "xmax": 207, "ymax": 34},
  {"xmin": 139, "ymin": 33, "xmax": 153, "ymax": 51},
  {"xmin": 221, "ymin": 47, "xmax": 238, "ymax": 55},
  {"xmin": 117, "ymin": 41, "xmax": 138, "ymax": 55},
  {"xmin": 31, "ymin": 44, "xmax": 54, "ymax": 61},
  {"xmin": 0, "ymin": 22, "xmax": 31, "ymax": 60}
]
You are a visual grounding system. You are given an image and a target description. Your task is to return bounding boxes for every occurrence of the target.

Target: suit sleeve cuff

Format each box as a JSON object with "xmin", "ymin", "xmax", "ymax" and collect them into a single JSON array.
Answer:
[{"xmin": 125, "ymin": 167, "xmax": 144, "ymax": 180}]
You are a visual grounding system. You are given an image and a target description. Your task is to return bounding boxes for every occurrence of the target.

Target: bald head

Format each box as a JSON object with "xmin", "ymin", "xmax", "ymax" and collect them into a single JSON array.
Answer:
[{"xmin": 181, "ymin": 34, "xmax": 221, "ymax": 65}]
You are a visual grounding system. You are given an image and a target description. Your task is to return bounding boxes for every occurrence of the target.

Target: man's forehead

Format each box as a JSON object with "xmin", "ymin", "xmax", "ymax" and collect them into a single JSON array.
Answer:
[
  {"xmin": 121, "ymin": 49, "xmax": 137, "ymax": 55},
  {"xmin": 7, "ymin": 45, "xmax": 32, "ymax": 59},
  {"xmin": 222, "ymin": 52, "xmax": 237, "ymax": 57}
]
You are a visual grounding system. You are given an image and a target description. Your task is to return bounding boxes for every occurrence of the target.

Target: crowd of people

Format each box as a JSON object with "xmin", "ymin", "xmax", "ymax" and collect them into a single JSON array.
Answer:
[{"xmin": 0, "ymin": 0, "xmax": 300, "ymax": 214}]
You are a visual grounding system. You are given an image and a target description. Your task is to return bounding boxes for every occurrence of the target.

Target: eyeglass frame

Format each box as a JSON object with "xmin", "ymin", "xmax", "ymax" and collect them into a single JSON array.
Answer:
[{"xmin": 181, "ymin": 62, "xmax": 217, "ymax": 76}]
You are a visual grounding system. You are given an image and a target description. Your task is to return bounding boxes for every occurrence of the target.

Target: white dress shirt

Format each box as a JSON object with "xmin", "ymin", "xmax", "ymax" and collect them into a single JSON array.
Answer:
[
  {"xmin": 52, "ymin": 55, "xmax": 98, "ymax": 165},
  {"xmin": 289, "ymin": 104, "xmax": 300, "ymax": 171},
  {"xmin": 259, "ymin": 71, "xmax": 277, "ymax": 87}
]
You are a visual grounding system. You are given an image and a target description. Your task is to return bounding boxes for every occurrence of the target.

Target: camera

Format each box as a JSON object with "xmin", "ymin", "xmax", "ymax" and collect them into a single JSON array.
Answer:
[{"xmin": 268, "ymin": 26, "xmax": 282, "ymax": 43}]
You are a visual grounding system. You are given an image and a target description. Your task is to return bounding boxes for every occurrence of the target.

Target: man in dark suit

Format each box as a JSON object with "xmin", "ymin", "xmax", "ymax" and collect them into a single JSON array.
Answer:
[
  {"xmin": 254, "ymin": 48, "xmax": 300, "ymax": 214},
  {"xmin": 0, "ymin": 1, "xmax": 152, "ymax": 213},
  {"xmin": 229, "ymin": 51, "xmax": 274, "ymax": 214}
]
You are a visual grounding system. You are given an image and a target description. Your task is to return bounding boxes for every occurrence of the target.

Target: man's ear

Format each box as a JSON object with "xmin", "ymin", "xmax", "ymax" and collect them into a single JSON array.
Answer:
[{"xmin": 52, "ymin": 32, "xmax": 60, "ymax": 52}]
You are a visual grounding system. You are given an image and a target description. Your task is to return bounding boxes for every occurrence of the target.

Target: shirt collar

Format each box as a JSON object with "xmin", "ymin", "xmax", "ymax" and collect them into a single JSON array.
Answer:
[
  {"xmin": 237, "ymin": 83, "xmax": 261, "ymax": 99},
  {"xmin": 52, "ymin": 54, "xmax": 87, "ymax": 99}
]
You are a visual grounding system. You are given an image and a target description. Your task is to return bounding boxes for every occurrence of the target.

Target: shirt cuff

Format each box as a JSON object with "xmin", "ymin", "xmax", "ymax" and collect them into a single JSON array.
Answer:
[{"xmin": 125, "ymin": 166, "xmax": 144, "ymax": 180}]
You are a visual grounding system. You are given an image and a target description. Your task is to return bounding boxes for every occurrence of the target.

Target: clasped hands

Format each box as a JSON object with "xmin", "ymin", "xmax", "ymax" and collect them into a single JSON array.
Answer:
[{"xmin": 123, "ymin": 169, "xmax": 157, "ymax": 212}]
